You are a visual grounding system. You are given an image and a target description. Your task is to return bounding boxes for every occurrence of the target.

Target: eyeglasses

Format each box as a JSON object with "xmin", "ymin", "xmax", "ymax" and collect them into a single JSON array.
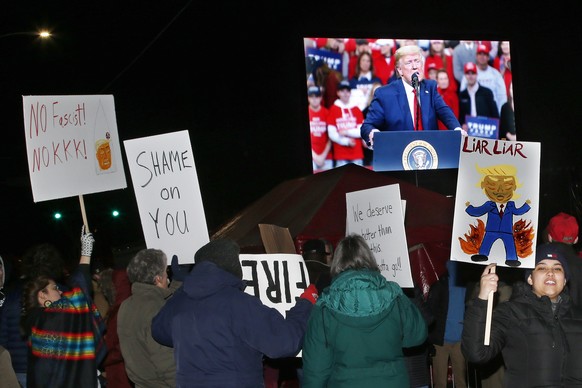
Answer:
[{"xmin": 401, "ymin": 58, "xmax": 422, "ymax": 69}]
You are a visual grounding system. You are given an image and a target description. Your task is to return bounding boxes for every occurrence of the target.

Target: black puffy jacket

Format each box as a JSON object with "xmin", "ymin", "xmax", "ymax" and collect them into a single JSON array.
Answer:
[{"xmin": 462, "ymin": 282, "xmax": 582, "ymax": 387}]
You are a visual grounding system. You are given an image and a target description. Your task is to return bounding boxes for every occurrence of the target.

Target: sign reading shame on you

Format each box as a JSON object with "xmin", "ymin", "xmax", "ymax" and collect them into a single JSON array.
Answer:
[{"xmin": 124, "ymin": 130, "xmax": 209, "ymax": 263}]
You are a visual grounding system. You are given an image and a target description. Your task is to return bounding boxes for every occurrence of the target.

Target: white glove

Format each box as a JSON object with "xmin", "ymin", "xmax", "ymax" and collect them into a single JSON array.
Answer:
[{"xmin": 80, "ymin": 225, "xmax": 95, "ymax": 257}]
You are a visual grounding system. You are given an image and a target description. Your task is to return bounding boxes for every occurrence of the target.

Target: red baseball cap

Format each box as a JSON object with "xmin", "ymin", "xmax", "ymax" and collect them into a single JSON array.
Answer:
[
  {"xmin": 464, "ymin": 62, "xmax": 477, "ymax": 74},
  {"xmin": 548, "ymin": 212, "xmax": 579, "ymax": 243},
  {"xmin": 477, "ymin": 44, "xmax": 489, "ymax": 55}
]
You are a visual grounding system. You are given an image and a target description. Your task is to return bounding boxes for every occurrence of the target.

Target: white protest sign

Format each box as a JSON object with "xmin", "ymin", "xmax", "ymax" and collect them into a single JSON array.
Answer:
[
  {"xmin": 123, "ymin": 130, "xmax": 209, "ymax": 263},
  {"xmin": 241, "ymin": 253, "xmax": 309, "ymax": 317},
  {"xmin": 346, "ymin": 184, "xmax": 414, "ymax": 287},
  {"xmin": 451, "ymin": 136, "xmax": 540, "ymax": 268},
  {"xmin": 22, "ymin": 95, "xmax": 126, "ymax": 202}
]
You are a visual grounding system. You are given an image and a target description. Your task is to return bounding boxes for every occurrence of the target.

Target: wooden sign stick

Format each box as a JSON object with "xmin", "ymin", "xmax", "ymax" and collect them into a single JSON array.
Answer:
[
  {"xmin": 79, "ymin": 194, "xmax": 90, "ymax": 231},
  {"xmin": 484, "ymin": 264, "xmax": 496, "ymax": 346}
]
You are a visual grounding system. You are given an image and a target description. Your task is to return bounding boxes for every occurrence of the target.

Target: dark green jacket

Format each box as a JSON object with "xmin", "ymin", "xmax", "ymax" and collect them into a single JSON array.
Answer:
[{"xmin": 302, "ymin": 269, "xmax": 428, "ymax": 387}]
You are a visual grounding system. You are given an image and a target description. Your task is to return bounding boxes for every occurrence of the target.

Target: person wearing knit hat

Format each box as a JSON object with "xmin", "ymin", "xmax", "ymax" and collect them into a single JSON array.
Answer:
[
  {"xmin": 194, "ymin": 238, "xmax": 243, "ymax": 279},
  {"xmin": 463, "ymin": 242, "xmax": 582, "ymax": 387},
  {"xmin": 151, "ymin": 238, "xmax": 317, "ymax": 387},
  {"xmin": 543, "ymin": 212, "xmax": 582, "ymax": 306}
]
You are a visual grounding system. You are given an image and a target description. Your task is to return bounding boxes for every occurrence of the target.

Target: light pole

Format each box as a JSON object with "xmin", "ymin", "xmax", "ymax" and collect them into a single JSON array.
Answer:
[{"xmin": 0, "ymin": 30, "xmax": 51, "ymax": 40}]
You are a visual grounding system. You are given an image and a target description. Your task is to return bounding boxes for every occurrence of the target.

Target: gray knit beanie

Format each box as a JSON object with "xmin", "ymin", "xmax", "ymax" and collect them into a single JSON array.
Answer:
[{"xmin": 195, "ymin": 239, "xmax": 242, "ymax": 279}]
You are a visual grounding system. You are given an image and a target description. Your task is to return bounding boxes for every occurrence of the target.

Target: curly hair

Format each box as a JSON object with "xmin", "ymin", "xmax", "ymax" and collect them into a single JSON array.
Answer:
[
  {"xmin": 126, "ymin": 249, "xmax": 167, "ymax": 285},
  {"xmin": 21, "ymin": 243, "xmax": 67, "ymax": 283},
  {"xmin": 330, "ymin": 234, "xmax": 380, "ymax": 277},
  {"xmin": 20, "ymin": 275, "xmax": 52, "ymax": 336}
]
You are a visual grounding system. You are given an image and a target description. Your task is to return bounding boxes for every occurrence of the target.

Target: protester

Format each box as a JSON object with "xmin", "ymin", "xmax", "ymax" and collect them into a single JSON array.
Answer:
[
  {"xmin": 302, "ymin": 234, "xmax": 427, "ymax": 387},
  {"xmin": 20, "ymin": 226, "xmax": 106, "ymax": 388},
  {"xmin": 151, "ymin": 238, "xmax": 317, "ymax": 387},
  {"xmin": 361, "ymin": 45, "xmax": 464, "ymax": 148},
  {"xmin": 462, "ymin": 242, "xmax": 582, "ymax": 387},
  {"xmin": 118, "ymin": 248, "xmax": 180, "ymax": 388},
  {"xmin": 0, "ymin": 345, "xmax": 20, "ymax": 388},
  {"xmin": 1, "ymin": 244, "xmax": 70, "ymax": 387}
]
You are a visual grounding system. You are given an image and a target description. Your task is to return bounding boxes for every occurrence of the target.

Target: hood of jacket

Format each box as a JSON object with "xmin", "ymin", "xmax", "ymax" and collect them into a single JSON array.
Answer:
[
  {"xmin": 317, "ymin": 269, "xmax": 401, "ymax": 329},
  {"xmin": 183, "ymin": 261, "xmax": 246, "ymax": 300}
]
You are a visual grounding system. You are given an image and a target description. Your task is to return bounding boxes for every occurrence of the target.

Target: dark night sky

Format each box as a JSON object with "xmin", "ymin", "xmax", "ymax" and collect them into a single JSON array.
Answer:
[{"xmin": 2, "ymin": 1, "xmax": 582, "ymax": 261}]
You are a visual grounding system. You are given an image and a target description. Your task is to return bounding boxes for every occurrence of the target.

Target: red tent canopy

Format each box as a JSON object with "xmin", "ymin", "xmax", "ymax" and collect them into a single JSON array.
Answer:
[{"xmin": 212, "ymin": 164, "xmax": 454, "ymax": 289}]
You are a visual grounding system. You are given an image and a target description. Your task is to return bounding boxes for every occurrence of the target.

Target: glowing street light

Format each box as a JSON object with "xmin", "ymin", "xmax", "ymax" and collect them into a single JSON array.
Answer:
[{"xmin": 0, "ymin": 30, "xmax": 52, "ymax": 40}]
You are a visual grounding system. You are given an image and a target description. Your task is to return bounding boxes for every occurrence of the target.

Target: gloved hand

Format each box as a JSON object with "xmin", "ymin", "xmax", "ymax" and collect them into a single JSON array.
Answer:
[
  {"xmin": 300, "ymin": 284, "xmax": 318, "ymax": 305},
  {"xmin": 80, "ymin": 225, "xmax": 95, "ymax": 257},
  {"xmin": 170, "ymin": 254, "xmax": 189, "ymax": 282}
]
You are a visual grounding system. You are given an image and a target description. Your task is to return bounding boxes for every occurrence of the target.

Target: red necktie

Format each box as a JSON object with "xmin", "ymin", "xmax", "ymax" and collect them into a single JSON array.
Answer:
[
  {"xmin": 499, "ymin": 204, "xmax": 504, "ymax": 218},
  {"xmin": 413, "ymin": 89, "xmax": 423, "ymax": 130}
]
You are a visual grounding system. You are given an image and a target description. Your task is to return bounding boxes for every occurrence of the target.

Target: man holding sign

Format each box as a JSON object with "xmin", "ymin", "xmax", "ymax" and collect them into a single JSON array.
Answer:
[
  {"xmin": 462, "ymin": 243, "xmax": 582, "ymax": 387},
  {"xmin": 151, "ymin": 239, "xmax": 317, "ymax": 387}
]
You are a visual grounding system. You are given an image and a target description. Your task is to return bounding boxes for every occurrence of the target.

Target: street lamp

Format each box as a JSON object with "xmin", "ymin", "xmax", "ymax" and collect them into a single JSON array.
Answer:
[{"xmin": 0, "ymin": 30, "xmax": 51, "ymax": 40}]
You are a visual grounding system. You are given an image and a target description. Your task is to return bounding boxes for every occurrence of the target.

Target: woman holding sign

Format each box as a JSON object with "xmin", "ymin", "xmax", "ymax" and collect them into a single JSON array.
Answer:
[
  {"xmin": 302, "ymin": 234, "xmax": 427, "ymax": 387},
  {"xmin": 20, "ymin": 226, "xmax": 106, "ymax": 388},
  {"xmin": 462, "ymin": 242, "xmax": 582, "ymax": 387}
]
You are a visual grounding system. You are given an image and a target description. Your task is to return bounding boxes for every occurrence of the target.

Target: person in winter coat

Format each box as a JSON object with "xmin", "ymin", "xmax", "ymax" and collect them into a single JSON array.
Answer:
[
  {"xmin": 118, "ymin": 248, "xmax": 180, "ymax": 388},
  {"xmin": 151, "ymin": 238, "xmax": 317, "ymax": 388},
  {"xmin": 1, "ymin": 244, "xmax": 69, "ymax": 387},
  {"xmin": 301, "ymin": 233, "xmax": 428, "ymax": 388},
  {"xmin": 462, "ymin": 242, "xmax": 582, "ymax": 387},
  {"xmin": 21, "ymin": 227, "xmax": 107, "ymax": 388}
]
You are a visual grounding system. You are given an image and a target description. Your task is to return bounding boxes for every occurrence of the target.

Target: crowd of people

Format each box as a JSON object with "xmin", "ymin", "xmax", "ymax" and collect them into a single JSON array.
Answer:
[
  {"xmin": 1, "ymin": 208, "xmax": 582, "ymax": 387},
  {"xmin": 306, "ymin": 38, "xmax": 516, "ymax": 173}
]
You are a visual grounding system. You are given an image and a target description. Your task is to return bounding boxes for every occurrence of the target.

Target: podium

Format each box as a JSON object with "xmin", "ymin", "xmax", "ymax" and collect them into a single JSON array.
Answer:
[{"xmin": 372, "ymin": 130, "xmax": 462, "ymax": 171}]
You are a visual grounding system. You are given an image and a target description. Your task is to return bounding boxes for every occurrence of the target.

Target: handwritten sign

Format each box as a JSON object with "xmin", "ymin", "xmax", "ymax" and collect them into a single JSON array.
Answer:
[
  {"xmin": 451, "ymin": 136, "xmax": 540, "ymax": 268},
  {"xmin": 241, "ymin": 253, "xmax": 309, "ymax": 317},
  {"xmin": 345, "ymin": 184, "xmax": 413, "ymax": 287},
  {"xmin": 123, "ymin": 130, "xmax": 209, "ymax": 264},
  {"xmin": 22, "ymin": 95, "xmax": 126, "ymax": 202}
]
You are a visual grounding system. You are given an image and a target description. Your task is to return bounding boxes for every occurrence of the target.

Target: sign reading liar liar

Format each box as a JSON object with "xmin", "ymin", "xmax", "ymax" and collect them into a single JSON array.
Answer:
[
  {"xmin": 22, "ymin": 95, "xmax": 127, "ymax": 202},
  {"xmin": 123, "ymin": 130, "xmax": 209, "ymax": 264},
  {"xmin": 346, "ymin": 184, "xmax": 414, "ymax": 288},
  {"xmin": 241, "ymin": 254, "xmax": 308, "ymax": 317}
]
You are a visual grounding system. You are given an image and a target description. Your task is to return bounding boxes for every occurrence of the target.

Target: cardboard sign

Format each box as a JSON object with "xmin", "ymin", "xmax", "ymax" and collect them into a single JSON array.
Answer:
[
  {"xmin": 345, "ymin": 184, "xmax": 414, "ymax": 287},
  {"xmin": 22, "ymin": 95, "xmax": 126, "ymax": 202},
  {"xmin": 241, "ymin": 253, "xmax": 308, "ymax": 317},
  {"xmin": 451, "ymin": 136, "xmax": 540, "ymax": 268},
  {"xmin": 123, "ymin": 130, "xmax": 209, "ymax": 263}
]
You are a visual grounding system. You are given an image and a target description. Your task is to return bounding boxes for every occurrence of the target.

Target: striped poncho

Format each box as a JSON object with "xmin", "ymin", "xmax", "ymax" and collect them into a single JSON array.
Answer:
[{"xmin": 26, "ymin": 265, "xmax": 106, "ymax": 388}]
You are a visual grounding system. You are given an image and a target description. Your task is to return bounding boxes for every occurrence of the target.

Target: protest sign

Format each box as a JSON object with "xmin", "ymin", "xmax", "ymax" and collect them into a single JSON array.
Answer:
[
  {"xmin": 241, "ymin": 253, "xmax": 308, "ymax": 317},
  {"xmin": 124, "ymin": 130, "xmax": 209, "ymax": 263},
  {"xmin": 22, "ymin": 95, "xmax": 126, "ymax": 202},
  {"xmin": 451, "ymin": 136, "xmax": 540, "ymax": 268},
  {"xmin": 345, "ymin": 184, "xmax": 413, "ymax": 287}
]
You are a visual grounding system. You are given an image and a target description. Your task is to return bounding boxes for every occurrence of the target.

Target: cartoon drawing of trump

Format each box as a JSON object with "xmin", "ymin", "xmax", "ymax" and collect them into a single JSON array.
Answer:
[{"xmin": 462, "ymin": 163, "xmax": 532, "ymax": 266}]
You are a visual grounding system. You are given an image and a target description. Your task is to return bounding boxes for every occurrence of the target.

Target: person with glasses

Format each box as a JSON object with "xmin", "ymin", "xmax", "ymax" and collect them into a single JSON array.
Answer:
[
  {"xmin": 360, "ymin": 45, "xmax": 464, "ymax": 149},
  {"xmin": 20, "ymin": 226, "xmax": 107, "ymax": 388}
]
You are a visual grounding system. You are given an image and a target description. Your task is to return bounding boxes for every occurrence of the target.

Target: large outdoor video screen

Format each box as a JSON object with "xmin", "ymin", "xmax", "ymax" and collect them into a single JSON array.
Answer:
[{"xmin": 304, "ymin": 38, "xmax": 515, "ymax": 173}]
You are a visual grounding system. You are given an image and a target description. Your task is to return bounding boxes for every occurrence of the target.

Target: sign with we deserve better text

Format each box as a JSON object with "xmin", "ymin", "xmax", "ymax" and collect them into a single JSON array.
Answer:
[
  {"xmin": 346, "ymin": 184, "xmax": 413, "ymax": 287},
  {"xmin": 22, "ymin": 95, "xmax": 126, "ymax": 202}
]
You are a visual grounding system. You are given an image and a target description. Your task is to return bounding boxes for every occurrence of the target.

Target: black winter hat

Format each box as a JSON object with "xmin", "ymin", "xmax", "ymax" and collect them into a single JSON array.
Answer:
[
  {"xmin": 534, "ymin": 242, "xmax": 570, "ymax": 280},
  {"xmin": 195, "ymin": 239, "xmax": 242, "ymax": 279}
]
